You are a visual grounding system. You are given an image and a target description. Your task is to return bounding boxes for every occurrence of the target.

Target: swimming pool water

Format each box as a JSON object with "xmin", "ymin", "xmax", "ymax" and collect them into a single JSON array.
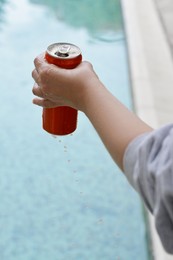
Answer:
[{"xmin": 0, "ymin": 0, "xmax": 151, "ymax": 259}]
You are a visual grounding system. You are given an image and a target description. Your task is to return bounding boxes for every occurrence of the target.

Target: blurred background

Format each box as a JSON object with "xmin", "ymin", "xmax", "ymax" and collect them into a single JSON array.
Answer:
[{"xmin": 0, "ymin": 0, "xmax": 151, "ymax": 259}]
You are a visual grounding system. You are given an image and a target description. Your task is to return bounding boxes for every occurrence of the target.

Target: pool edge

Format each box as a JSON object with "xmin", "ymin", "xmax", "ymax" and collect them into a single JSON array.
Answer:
[{"xmin": 121, "ymin": 0, "xmax": 173, "ymax": 259}]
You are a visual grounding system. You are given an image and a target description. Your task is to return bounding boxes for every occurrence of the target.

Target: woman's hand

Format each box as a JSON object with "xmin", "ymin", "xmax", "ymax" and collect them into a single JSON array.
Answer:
[{"xmin": 32, "ymin": 53, "xmax": 100, "ymax": 112}]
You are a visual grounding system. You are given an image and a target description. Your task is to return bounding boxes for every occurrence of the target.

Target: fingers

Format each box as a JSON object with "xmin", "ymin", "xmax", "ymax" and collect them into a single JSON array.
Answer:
[
  {"xmin": 32, "ymin": 83, "xmax": 47, "ymax": 98},
  {"xmin": 32, "ymin": 82, "xmax": 47, "ymax": 98},
  {"xmin": 32, "ymin": 52, "xmax": 48, "ymax": 85},
  {"xmin": 33, "ymin": 52, "xmax": 46, "ymax": 73},
  {"xmin": 32, "ymin": 52, "xmax": 60, "ymax": 108},
  {"xmin": 32, "ymin": 97, "xmax": 65, "ymax": 108},
  {"xmin": 32, "ymin": 69, "xmax": 39, "ymax": 84},
  {"xmin": 32, "ymin": 54, "xmax": 60, "ymax": 95},
  {"xmin": 32, "ymin": 97, "xmax": 58, "ymax": 108}
]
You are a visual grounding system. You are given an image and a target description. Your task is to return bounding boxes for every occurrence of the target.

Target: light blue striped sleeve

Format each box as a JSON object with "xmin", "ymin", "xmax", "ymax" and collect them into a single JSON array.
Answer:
[{"xmin": 123, "ymin": 124, "xmax": 173, "ymax": 254}]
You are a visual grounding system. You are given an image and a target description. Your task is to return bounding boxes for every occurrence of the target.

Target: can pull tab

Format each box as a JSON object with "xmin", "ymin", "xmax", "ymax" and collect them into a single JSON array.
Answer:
[{"xmin": 55, "ymin": 44, "xmax": 71, "ymax": 57}]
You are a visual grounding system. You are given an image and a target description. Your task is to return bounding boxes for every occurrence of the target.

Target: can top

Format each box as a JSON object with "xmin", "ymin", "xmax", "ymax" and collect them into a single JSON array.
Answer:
[{"xmin": 46, "ymin": 43, "xmax": 81, "ymax": 59}]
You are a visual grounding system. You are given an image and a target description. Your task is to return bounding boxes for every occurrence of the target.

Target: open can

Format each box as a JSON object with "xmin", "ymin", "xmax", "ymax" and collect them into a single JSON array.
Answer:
[{"xmin": 43, "ymin": 43, "xmax": 82, "ymax": 135}]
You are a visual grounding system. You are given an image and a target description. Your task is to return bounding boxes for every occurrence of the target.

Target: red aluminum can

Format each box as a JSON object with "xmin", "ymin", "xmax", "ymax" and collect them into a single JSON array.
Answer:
[{"xmin": 43, "ymin": 43, "xmax": 82, "ymax": 135}]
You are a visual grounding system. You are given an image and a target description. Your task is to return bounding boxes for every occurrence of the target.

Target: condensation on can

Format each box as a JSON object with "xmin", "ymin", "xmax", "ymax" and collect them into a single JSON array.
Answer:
[{"xmin": 43, "ymin": 43, "xmax": 82, "ymax": 136}]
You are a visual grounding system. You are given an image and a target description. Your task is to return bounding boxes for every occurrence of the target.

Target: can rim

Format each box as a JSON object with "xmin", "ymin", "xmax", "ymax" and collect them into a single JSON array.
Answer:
[{"xmin": 46, "ymin": 42, "xmax": 81, "ymax": 59}]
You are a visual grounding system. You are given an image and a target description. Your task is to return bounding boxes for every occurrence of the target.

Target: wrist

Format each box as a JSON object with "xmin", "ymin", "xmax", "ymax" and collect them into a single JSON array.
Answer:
[{"xmin": 81, "ymin": 78, "xmax": 105, "ymax": 115}]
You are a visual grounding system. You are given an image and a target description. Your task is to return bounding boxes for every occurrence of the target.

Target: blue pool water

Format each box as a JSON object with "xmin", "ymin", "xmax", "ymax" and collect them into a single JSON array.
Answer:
[{"xmin": 0, "ymin": 0, "xmax": 150, "ymax": 259}]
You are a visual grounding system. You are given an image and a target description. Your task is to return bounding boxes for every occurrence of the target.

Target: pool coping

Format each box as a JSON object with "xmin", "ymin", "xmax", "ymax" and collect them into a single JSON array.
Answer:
[{"xmin": 121, "ymin": 0, "xmax": 173, "ymax": 259}]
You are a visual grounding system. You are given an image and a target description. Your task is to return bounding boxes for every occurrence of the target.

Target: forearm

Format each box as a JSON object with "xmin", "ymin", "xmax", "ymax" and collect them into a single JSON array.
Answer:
[
  {"xmin": 83, "ymin": 80, "xmax": 153, "ymax": 170},
  {"xmin": 32, "ymin": 56, "xmax": 152, "ymax": 170}
]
